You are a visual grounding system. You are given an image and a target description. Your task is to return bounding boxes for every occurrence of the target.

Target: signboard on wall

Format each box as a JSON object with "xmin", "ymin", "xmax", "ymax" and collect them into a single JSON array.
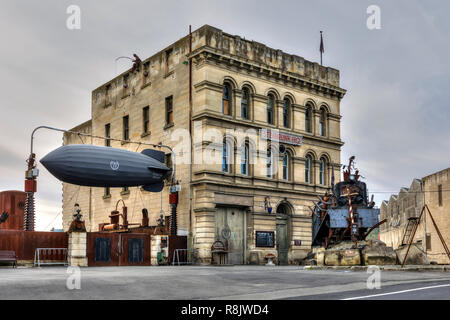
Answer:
[
  {"xmin": 260, "ymin": 129, "xmax": 303, "ymax": 146},
  {"xmin": 255, "ymin": 231, "xmax": 275, "ymax": 248}
]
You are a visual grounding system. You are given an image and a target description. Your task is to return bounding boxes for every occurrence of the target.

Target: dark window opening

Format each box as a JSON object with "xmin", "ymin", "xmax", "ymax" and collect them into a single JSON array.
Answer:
[
  {"xmin": 143, "ymin": 106, "xmax": 150, "ymax": 134},
  {"xmin": 438, "ymin": 184, "xmax": 443, "ymax": 207},
  {"xmin": 241, "ymin": 87, "xmax": 250, "ymax": 119},
  {"xmin": 223, "ymin": 83, "xmax": 232, "ymax": 116},
  {"xmin": 123, "ymin": 115, "xmax": 129, "ymax": 141},
  {"xmin": 267, "ymin": 94, "xmax": 275, "ymax": 125},
  {"xmin": 165, "ymin": 96, "xmax": 173, "ymax": 125},
  {"xmin": 105, "ymin": 123, "xmax": 111, "ymax": 147}
]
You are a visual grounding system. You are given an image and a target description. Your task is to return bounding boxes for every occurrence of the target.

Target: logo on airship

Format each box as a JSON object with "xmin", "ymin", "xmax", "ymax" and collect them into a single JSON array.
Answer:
[{"xmin": 110, "ymin": 160, "xmax": 120, "ymax": 171}]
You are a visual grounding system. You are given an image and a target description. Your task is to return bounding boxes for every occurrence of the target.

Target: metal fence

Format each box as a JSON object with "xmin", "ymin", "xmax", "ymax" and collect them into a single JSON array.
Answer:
[{"xmin": 34, "ymin": 248, "xmax": 68, "ymax": 267}]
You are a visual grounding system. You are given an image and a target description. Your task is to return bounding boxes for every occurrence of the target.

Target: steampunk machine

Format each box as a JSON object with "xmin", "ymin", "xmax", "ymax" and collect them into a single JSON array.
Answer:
[{"xmin": 311, "ymin": 156, "xmax": 385, "ymax": 249}]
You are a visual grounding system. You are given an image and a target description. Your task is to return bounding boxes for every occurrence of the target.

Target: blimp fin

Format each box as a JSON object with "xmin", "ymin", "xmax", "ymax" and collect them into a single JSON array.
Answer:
[
  {"xmin": 142, "ymin": 181, "xmax": 164, "ymax": 192},
  {"xmin": 141, "ymin": 149, "xmax": 165, "ymax": 163}
]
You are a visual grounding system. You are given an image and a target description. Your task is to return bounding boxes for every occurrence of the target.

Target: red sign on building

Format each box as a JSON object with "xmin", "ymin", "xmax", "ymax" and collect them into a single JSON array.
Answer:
[{"xmin": 260, "ymin": 129, "xmax": 303, "ymax": 146}]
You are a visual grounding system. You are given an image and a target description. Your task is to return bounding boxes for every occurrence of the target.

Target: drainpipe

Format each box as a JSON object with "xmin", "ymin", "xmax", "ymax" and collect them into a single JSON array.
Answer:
[{"xmin": 188, "ymin": 25, "xmax": 194, "ymax": 256}]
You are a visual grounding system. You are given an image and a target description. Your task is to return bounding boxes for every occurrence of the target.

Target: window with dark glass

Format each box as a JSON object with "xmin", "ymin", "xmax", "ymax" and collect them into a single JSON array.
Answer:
[
  {"xmin": 143, "ymin": 106, "xmax": 150, "ymax": 134},
  {"xmin": 305, "ymin": 155, "xmax": 312, "ymax": 183},
  {"xmin": 123, "ymin": 116, "xmax": 129, "ymax": 140},
  {"xmin": 267, "ymin": 94, "xmax": 274, "ymax": 124},
  {"xmin": 222, "ymin": 140, "xmax": 230, "ymax": 173},
  {"xmin": 241, "ymin": 144, "xmax": 249, "ymax": 176},
  {"xmin": 165, "ymin": 96, "xmax": 173, "ymax": 125},
  {"xmin": 241, "ymin": 87, "xmax": 249, "ymax": 119},
  {"xmin": 104, "ymin": 187, "xmax": 110, "ymax": 197},
  {"xmin": 223, "ymin": 83, "xmax": 232, "ymax": 115},
  {"xmin": 283, "ymin": 99, "xmax": 290, "ymax": 128},
  {"xmin": 305, "ymin": 106, "xmax": 312, "ymax": 133},
  {"xmin": 266, "ymin": 148, "xmax": 273, "ymax": 178},
  {"xmin": 319, "ymin": 158, "xmax": 325, "ymax": 185},
  {"xmin": 105, "ymin": 123, "xmax": 111, "ymax": 147},
  {"xmin": 319, "ymin": 107, "xmax": 326, "ymax": 136},
  {"xmin": 438, "ymin": 184, "xmax": 443, "ymax": 207}
]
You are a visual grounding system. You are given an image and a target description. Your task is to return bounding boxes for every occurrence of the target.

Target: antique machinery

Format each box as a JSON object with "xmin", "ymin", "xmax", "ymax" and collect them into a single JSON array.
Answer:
[{"xmin": 312, "ymin": 156, "xmax": 384, "ymax": 248}]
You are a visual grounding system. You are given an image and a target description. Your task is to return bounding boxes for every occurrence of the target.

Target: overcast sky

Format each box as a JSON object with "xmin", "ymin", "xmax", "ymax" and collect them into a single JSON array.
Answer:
[{"xmin": 0, "ymin": 0, "xmax": 448, "ymax": 230}]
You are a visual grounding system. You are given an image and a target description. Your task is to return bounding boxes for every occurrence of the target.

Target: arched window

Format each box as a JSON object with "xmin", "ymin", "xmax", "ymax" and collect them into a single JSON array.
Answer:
[
  {"xmin": 241, "ymin": 143, "xmax": 249, "ymax": 176},
  {"xmin": 241, "ymin": 87, "xmax": 250, "ymax": 120},
  {"xmin": 319, "ymin": 107, "xmax": 327, "ymax": 136},
  {"xmin": 222, "ymin": 139, "xmax": 231, "ymax": 173},
  {"xmin": 222, "ymin": 83, "xmax": 232, "ymax": 115},
  {"xmin": 305, "ymin": 105, "xmax": 312, "ymax": 133},
  {"xmin": 267, "ymin": 94, "xmax": 275, "ymax": 125},
  {"xmin": 266, "ymin": 148, "xmax": 273, "ymax": 178},
  {"xmin": 282, "ymin": 153, "xmax": 290, "ymax": 180},
  {"xmin": 305, "ymin": 155, "xmax": 312, "ymax": 183},
  {"xmin": 319, "ymin": 158, "xmax": 326, "ymax": 185},
  {"xmin": 283, "ymin": 98, "xmax": 291, "ymax": 128}
]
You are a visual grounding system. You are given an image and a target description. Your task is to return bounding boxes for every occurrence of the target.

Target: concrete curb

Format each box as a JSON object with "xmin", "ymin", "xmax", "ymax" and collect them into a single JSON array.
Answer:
[{"xmin": 303, "ymin": 265, "xmax": 450, "ymax": 272}]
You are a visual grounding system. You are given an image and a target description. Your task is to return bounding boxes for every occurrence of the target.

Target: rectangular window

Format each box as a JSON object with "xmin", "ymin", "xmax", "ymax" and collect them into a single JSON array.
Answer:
[
  {"xmin": 165, "ymin": 96, "xmax": 173, "ymax": 126},
  {"xmin": 438, "ymin": 184, "xmax": 443, "ymax": 206},
  {"xmin": 105, "ymin": 84, "xmax": 111, "ymax": 106},
  {"xmin": 104, "ymin": 187, "xmax": 110, "ymax": 197},
  {"xmin": 123, "ymin": 116, "xmax": 129, "ymax": 141},
  {"xmin": 143, "ymin": 106, "xmax": 150, "ymax": 134},
  {"xmin": 165, "ymin": 48, "xmax": 173, "ymax": 75},
  {"xmin": 105, "ymin": 123, "xmax": 111, "ymax": 147}
]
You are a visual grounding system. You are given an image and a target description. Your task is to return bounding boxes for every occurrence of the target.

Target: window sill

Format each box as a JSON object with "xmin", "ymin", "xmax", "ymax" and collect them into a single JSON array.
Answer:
[
  {"xmin": 120, "ymin": 190, "xmax": 130, "ymax": 196},
  {"xmin": 141, "ymin": 132, "xmax": 151, "ymax": 138},
  {"xmin": 121, "ymin": 140, "xmax": 130, "ymax": 145},
  {"xmin": 103, "ymin": 194, "xmax": 111, "ymax": 200},
  {"xmin": 164, "ymin": 123, "xmax": 174, "ymax": 130}
]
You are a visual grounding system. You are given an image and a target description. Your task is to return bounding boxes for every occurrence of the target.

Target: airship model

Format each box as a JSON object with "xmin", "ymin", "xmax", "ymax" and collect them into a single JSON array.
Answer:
[{"xmin": 40, "ymin": 144, "xmax": 170, "ymax": 192}]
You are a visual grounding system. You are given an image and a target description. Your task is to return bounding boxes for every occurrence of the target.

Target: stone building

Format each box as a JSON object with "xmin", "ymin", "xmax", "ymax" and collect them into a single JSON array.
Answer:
[
  {"xmin": 380, "ymin": 168, "xmax": 450, "ymax": 264},
  {"xmin": 62, "ymin": 25, "xmax": 346, "ymax": 265}
]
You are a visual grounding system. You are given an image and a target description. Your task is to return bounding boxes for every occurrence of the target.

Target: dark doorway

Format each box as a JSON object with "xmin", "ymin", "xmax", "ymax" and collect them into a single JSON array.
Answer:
[{"xmin": 276, "ymin": 203, "xmax": 291, "ymax": 265}]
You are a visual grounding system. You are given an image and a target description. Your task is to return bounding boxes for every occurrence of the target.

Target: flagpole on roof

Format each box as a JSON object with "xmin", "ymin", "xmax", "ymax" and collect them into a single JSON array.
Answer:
[{"xmin": 320, "ymin": 31, "xmax": 324, "ymax": 66}]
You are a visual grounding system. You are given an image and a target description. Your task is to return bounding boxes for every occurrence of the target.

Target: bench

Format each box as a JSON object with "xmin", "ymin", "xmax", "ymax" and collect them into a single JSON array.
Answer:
[{"xmin": 0, "ymin": 250, "xmax": 18, "ymax": 268}]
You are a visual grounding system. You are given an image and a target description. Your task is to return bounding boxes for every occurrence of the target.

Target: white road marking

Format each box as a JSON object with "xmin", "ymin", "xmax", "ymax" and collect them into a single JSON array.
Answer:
[{"xmin": 342, "ymin": 283, "xmax": 450, "ymax": 300}]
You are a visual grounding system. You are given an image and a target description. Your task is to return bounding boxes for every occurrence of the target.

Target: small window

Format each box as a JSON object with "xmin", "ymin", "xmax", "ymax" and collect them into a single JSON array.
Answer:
[
  {"xmin": 105, "ymin": 84, "xmax": 111, "ymax": 106},
  {"xmin": 165, "ymin": 96, "xmax": 173, "ymax": 126},
  {"xmin": 283, "ymin": 98, "xmax": 291, "ymax": 128},
  {"xmin": 143, "ymin": 106, "xmax": 150, "ymax": 134},
  {"xmin": 123, "ymin": 116, "xmax": 129, "ymax": 141},
  {"xmin": 123, "ymin": 74, "xmax": 129, "ymax": 96},
  {"xmin": 438, "ymin": 184, "xmax": 443, "ymax": 207},
  {"xmin": 426, "ymin": 233, "xmax": 432, "ymax": 250},
  {"xmin": 223, "ymin": 83, "xmax": 232, "ymax": 115},
  {"xmin": 266, "ymin": 148, "xmax": 273, "ymax": 178},
  {"xmin": 267, "ymin": 94, "xmax": 275, "ymax": 125},
  {"xmin": 104, "ymin": 187, "xmax": 110, "ymax": 197},
  {"xmin": 105, "ymin": 123, "xmax": 111, "ymax": 147},
  {"xmin": 241, "ymin": 144, "xmax": 249, "ymax": 176},
  {"xmin": 241, "ymin": 87, "xmax": 250, "ymax": 119},
  {"xmin": 305, "ymin": 155, "xmax": 312, "ymax": 183},
  {"xmin": 282, "ymin": 153, "xmax": 289, "ymax": 180},
  {"xmin": 305, "ymin": 106, "xmax": 312, "ymax": 133},
  {"xmin": 222, "ymin": 140, "xmax": 230, "ymax": 173},
  {"xmin": 165, "ymin": 48, "xmax": 173, "ymax": 75},
  {"xmin": 319, "ymin": 158, "xmax": 326, "ymax": 185},
  {"xmin": 319, "ymin": 107, "xmax": 327, "ymax": 136}
]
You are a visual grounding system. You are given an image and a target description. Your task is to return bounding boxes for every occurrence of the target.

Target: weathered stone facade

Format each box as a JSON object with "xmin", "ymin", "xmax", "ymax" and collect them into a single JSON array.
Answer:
[
  {"xmin": 62, "ymin": 25, "xmax": 346, "ymax": 265},
  {"xmin": 380, "ymin": 168, "xmax": 450, "ymax": 264}
]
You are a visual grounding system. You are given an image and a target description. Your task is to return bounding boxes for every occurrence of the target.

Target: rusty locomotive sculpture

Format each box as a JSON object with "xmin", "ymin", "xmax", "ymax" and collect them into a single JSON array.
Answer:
[{"xmin": 311, "ymin": 156, "xmax": 385, "ymax": 248}]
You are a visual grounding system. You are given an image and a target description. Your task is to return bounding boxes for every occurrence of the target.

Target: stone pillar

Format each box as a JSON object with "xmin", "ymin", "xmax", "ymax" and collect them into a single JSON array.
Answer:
[{"xmin": 68, "ymin": 232, "xmax": 88, "ymax": 267}]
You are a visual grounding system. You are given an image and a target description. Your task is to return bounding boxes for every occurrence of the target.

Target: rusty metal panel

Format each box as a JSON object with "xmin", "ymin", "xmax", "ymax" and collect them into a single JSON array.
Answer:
[
  {"xmin": 120, "ymin": 233, "xmax": 151, "ymax": 266},
  {"xmin": 169, "ymin": 235, "xmax": 187, "ymax": 264},
  {"xmin": 0, "ymin": 191, "xmax": 26, "ymax": 231},
  {"xmin": 87, "ymin": 232, "xmax": 119, "ymax": 266},
  {"xmin": 0, "ymin": 230, "xmax": 67, "ymax": 260}
]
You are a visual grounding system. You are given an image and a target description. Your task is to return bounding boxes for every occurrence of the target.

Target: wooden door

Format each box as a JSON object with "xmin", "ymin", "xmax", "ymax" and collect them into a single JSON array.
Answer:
[
  {"xmin": 215, "ymin": 207, "xmax": 245, "ymax": 264},
  {"xmin": 276, "ymin": 216, "xmax": 289, "ymax": 265}
]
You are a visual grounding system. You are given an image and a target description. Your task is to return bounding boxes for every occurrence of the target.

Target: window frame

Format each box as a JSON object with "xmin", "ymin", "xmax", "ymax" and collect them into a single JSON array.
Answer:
[
  {"xmin": 241, "ymin": 87, "xmax": 250, "ymax": 120},
  {"xmin": 122, "ymin": 116, "xmax": 129, "ymax": 141},
  {"xmin": 222, "ymin": 83, "xmax": 232, "ymax": 116},
  {"xmin": 165, "ymin": 96, "xmax": 173, "ymax": 126},
  {"xmin": 143, "ymin": 106, "xmax": 150, "ymax": 134},
  {"xmin": 105, "ymin": 123, "xmax": 111, "ymax": 147},
  {"xmin": 267, "ymin": 94, "xmax": 275, "ymax": 125}
]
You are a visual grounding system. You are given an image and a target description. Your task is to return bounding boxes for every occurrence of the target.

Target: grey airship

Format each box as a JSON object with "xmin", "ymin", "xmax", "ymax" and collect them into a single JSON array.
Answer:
[{"xmin": 40, "ymin": 144, "xmax": 170, "ymax": 192}]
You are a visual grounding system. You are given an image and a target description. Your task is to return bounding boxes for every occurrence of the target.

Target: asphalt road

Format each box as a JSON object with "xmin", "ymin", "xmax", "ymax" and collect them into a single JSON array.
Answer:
[{"xmin": 1, "ymin": 265, "xmax": 450, "ymax": 300}]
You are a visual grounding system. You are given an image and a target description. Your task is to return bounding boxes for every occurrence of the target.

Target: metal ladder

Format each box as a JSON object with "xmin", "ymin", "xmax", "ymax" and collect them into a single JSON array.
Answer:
[{"xmin": 401, "ymin": 217, "xmax": 419, "ymax": 246}]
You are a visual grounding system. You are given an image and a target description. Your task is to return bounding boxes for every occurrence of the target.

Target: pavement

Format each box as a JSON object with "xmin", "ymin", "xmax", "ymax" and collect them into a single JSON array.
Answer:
[{"xmin": 1, "ymin": 265, "xmax": 450, "ymax": 300}]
